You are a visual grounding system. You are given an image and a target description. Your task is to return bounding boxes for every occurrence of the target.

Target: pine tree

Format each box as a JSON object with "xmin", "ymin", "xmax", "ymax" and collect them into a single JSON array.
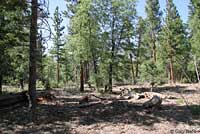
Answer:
[
  {"xmin": 135, "ymin": 17, "xmax": 146, "ymax": 79},
  {"xmin": 52, "ymin": 6, "xmax": 65, "ymax": 87},
  {"xmin": 188, "ymin": 0, "xmax": 200, "ymax": 83},
  {"xmin": 0, "ymin": 0, "xmax": 28, "ymax": 94},
  {"xmin": 160, "ymin": 0, "xmax": 187, "ymax": 84},
  {"xmin": 95, "ymin": 0, "xmax": 136, "ymax": 91},
  {"xmin": 145, "ymin": 0, "xmax": 162, "ymax": 63},
  {"xmin": 66, "ymin": 0, "xmax": 102, "ymax": 91}
]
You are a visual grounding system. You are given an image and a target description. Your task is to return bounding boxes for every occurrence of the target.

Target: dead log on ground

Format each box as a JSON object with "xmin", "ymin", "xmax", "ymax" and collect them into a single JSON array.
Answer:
[
  {"xmin": 78, "ymin": 101, "xmax": 102, "ymax": 108},
  {"xmin": 143, "ymin": 95, "xmax": 162, "ymax": 109},
  {"xmin": 0, "ymin": 91, "xmax": 28, "ymax": 110}
]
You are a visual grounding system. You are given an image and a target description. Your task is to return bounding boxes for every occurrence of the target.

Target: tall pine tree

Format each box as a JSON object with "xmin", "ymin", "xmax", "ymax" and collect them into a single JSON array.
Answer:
[
  {"xmin": 52, "ymin": 6, "xmax": 65, "ymax": 87},
  {"xmin": 160, "ymin": 0, "xmax": 186, "ymax": 84},
  {"xmin": 188, "ymin": 0, "xmax": 200, "ymax": 83},
  {"xmin": 145, "ymin": 0, "xmax": 162, "ymax": 63}
]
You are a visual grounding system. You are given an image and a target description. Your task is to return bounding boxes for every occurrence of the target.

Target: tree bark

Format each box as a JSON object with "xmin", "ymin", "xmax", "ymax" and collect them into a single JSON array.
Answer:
[
  {"xmin": 84, "ymin": 61, "xmax": 89, "ymax": 83},
  {"xmin": 80, "ymin": 61, "xmax": 84, "ymax": 92},
  {"xmin": 193, "ymin": 55, "xmax": 200, "ymax": 83},
  {"xmin": 152, "ymin": 40, "xmax": 156, "ymax": 63},
  {"xmin": 0, "ymin": 75, "xmax": 2, "ymax": 95},
  {"xmin": 108, "ymin": 15, "xmax": 116, "ymax": 92},
  {"xmin": 108, "ymin": 62, "xmax": 113, "ymax": 92},
  {"xmin": 28, "ymin": 0, "xmax": 38, "ymax": 110},
  {"xmin": 57, "ymin": 60, "xmax": 60, "ymax": 87},
  {"xmin": 169, "ymin": 56, "xmax": 175, "ymax": 84},
  {"xmin": 20, "ymin": 78, "xmax": 24, "ymax": 90},
  {"xmin": 129, "ymin": 54, "xmax": 135, "ymax": 84},
  {"xmin": 92, "ymin": 53, "xmax": 99, "ymax": 87},
  {"xmin": 135, "ymin": 33, "xmax": 141, "ymax": 78},
  {"xmin": 108, "ymin": 40, "xmax": 115, "ymax": 92}
]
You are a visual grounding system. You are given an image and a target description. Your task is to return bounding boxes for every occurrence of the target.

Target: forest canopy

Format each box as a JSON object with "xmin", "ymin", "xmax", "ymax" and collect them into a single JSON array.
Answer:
[{"xmin": 0, "ymin": 0, "xmax": 200, "ymax": 94}]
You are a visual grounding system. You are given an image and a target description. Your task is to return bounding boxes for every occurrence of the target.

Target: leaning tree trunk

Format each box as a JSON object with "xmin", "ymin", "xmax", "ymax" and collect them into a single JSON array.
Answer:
[{"xmin": 28, "ymin": 0, "xmax": 38, "ymax": 110}]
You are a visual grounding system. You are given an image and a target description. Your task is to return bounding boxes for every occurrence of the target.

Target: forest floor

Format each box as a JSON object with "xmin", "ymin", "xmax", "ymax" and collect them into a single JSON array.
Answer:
[{"xmin": 0, "ymin": 83, "xmax": 200, "ymax": 134}]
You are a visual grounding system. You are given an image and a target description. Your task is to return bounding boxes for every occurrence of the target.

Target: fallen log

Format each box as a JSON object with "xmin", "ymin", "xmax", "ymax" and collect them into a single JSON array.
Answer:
[
  {"xmin": 0, "ymin": 91, "xmax": 28, "ymax": 110},
  {"xmin": 78, "ymin": 101, "xmax": 102, "ymax": 108},
  {"xmin": 143, "ymin": 95, "xmax": 162, "ymax": 109}
]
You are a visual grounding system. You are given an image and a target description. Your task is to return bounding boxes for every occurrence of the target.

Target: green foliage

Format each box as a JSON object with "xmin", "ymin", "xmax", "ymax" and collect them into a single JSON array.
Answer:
[
  {"xmin": 140, "ymin": 60, "xmax": 166, "ymax": 84},
  {"xmin": 51, "ymin": 6, "xmax": 65, "ymax": 87},
  {"xmin": 0, "ymin": 0, "xmax": 29, "ymax": 91},
  {"xmin": 1, "ymin": 0, "xmax": 200, "ymax": 93},
  {"xmin": 158, "ymin": 0, "xmax": 190, "ymax": 83},
  {"xmin": 188, "ymin": 0, "xmax": 200, "ymax": 83},
  {"xmin": 190, "ymin": 105, "xmax": 200, "ymax": 115},
  {"xmin": 145, "ymin": 0, "xmax": 162, "ymax": 60}
]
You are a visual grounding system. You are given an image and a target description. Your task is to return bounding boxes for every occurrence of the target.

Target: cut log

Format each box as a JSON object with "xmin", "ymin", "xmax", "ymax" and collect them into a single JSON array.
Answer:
[{"xmin": 143, "ymin": 95, "xmax": 162, "ymax": 109}]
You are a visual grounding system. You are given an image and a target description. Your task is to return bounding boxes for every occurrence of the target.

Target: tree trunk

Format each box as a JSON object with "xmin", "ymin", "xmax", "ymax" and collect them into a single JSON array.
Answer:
[
  {"xmin": 92, "ymin": 54, "xmax": 99, "ymax": 87},
  {"xmin": 136, "ymin": 33, "xmax": 141, "ymax": 78},
  {"xmin": 151, "ymin": 31, "xmax": 157, "ymax": 63},
  {"xmin": 57, "ymin": 61, "xmax": 60, "ymax": 87},
  {"xmin": 193, "ymin": 55, "xmax": 200, "ymax": 83},
  {"xmin": 108, "ymin": 15, "xmax": 116, "ymax": 92},
  {"xmin": 169, "ymin": 56, "xmax": 175, "ymax": 84},
  {"xmin": 108, "ymin": 40, "xmax": 115, "ymax": 92},
  {"xmin": 108, "ymin": 45, "xmax": 115, "ymax": 92},
  {"xmin": 152, "ymin": 40, "xmax": 156, "ymax": 63},
  {"xmin": 166, "ymin": 63, "xmax": 171, "ymax": 83},
  {"xmin": 84, "ymin": 61, "xmax": 89, "ymax": 83},
  {"xmin": 129, "ymin": 54, "xmax": 135, "ymax": 84},
  {"xmin": 0, "ymin": 75, "xmax": 2, "ymax": 95},
  {"xmin": 80, "ymin": 61, "xmax": 84, "ymax": 92},
  {"xmin": 108, "ymin": 63, "xmax": 113, "ymax": 92},
  {"xmin": 28, "ymin": 0, "xmax": 38, "ymax": 110},
  {"xmin": 20, "ymin": 78, "xmax": 24, "ymax": 90}
]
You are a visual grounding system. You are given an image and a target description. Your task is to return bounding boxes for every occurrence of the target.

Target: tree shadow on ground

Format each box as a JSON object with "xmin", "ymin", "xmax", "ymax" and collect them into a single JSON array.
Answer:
[{"xmin": 1, "ymin": 93, "xmax": 199, "ymax": 134}]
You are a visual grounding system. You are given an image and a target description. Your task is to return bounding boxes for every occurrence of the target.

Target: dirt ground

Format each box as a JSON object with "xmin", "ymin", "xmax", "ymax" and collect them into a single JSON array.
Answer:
[{"xmin": 0, "ymin": 83, "xmax": 200, "ymax": 134}]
